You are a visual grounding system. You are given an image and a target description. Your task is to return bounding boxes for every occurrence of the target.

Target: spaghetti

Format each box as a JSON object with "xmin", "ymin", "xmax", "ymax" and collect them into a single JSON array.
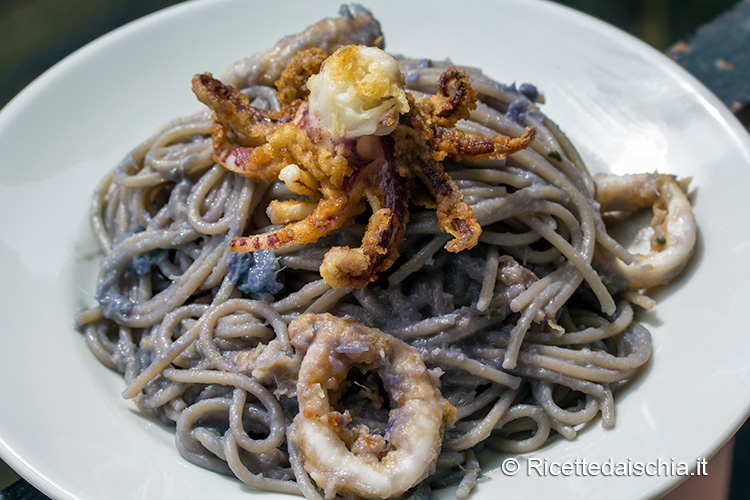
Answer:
[{"xmin": 76, "ymin": 5, "xmax": 695, "ymax": 499}]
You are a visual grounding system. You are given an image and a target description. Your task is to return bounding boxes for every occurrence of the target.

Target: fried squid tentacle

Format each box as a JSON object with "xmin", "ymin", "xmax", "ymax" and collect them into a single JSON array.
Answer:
[
  {"xmin": 193, "ymin": 45, "xmax": 538, "ymax": 289},
  {"xmin": 393, "ymin": 125, "xmax": 481, "ymax": 254},
  {"xmin": 192, "ymin": 73, "xmax": 289, "ymax": 140},
  {"xmin": 428, "ymin": 66, "xmax": 477, "ymax": 124},
  {"xmin": 433, "ymin": 125, "xmax": 537, "ymax": 162},
  {"xmin": 320, "ymin": 137, "xmax": 411, "ymax": 288},
  {"xmin": 406, "ymin": 67, "xmax": 538, "ymax": 163},
  {"xmin": 230, "ymin": 183, "xmax": 367, "ymax": 252}
]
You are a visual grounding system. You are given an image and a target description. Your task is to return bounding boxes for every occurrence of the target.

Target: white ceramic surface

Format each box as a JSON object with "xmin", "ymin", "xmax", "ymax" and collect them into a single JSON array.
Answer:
[{"xmin": 1, "ymin": 1, "xmax": 749, "ymax": 499}]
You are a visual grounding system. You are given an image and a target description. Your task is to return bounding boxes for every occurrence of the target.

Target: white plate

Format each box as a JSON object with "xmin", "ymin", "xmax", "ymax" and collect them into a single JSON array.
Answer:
[{"xmin": 1, "ymin": 0, "xmax": 749, "ymax": 499}]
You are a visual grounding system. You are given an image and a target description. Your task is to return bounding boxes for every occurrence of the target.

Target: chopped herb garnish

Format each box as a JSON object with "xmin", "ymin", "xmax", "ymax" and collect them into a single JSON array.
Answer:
[
  {"xmin": 547, "ymin": 150, "xmax": 563, "ymax": 162},
  {"xmin": 656, "ymin": 235, "xmax": 666, "ymax": 246},
  {"xmin": 485, "ymin": 308, "xmax": 504, "ymax": 320}
]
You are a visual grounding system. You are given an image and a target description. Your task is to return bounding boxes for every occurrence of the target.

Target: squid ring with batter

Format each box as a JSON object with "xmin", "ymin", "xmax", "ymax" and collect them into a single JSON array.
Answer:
[{"xmin": 287, "ymin": 313, "xmax": 456, "ymax": 499}]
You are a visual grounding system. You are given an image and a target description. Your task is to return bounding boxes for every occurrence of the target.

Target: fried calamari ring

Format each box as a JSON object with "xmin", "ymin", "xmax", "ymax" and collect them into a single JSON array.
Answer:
[
  {"xmin": 594, "ymin": 173, "xmax": 696, "ymax": 290},
  {"xmin": 287, "ymin": 313, "xmax": 456, "ymax": 499}
]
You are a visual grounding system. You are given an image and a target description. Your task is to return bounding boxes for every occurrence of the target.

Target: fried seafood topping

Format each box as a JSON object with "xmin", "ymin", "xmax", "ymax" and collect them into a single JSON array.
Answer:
[
  {"xmin": 193, "ymin": 45, "xmax": 537, "ymax": 289},
  {"xmin": 286, "ymin": 313, "xmax": 456, "ymax": 499},
  {"xmin": 594, "ymin": 173, "xmax": 696, "ymax": 290}
]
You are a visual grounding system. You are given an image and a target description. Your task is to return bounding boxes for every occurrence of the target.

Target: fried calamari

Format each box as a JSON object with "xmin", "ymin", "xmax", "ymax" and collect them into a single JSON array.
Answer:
[{"xmin": 193, "ymin": 45, "xmax": 537, "ymax": 289}]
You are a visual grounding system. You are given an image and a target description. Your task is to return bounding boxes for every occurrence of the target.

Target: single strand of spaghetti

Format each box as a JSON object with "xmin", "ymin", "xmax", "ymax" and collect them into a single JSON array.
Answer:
[
  {"xmin": 272, "ymin": 279, "xmax": 331, "ymax": 313},
  {"xmin": 533, "ymin": 328, "xmax": 651, "ymax": 371},
  {"xmin": 526, "ymin": 301, "xmax": 633, "ymax": 345},
  {"xmin": 455, "ymin": 449, "xmax": 480, "ymax": 500},
  {"xmin": 548, "ymin": 419, "xmax": 578, "ymax": 441},
  {"xmin": 601, "ymin": 385, "xmax": 616, "ymax": 428},
  {"xmin": 90, "ymin": 171, "xmax": 117, "ymax": 250},
  {"xmin": 112, "ymin": 189, "xmax": 131, "ymax": 239},
  {"xmin": 421, "ymin": 348, "xmax": 521, "ymax": 389},
  {"xmin": 453, "ymin": 384, "xmax": 503, "ymax": 420},
  {"xmin": 229, "ymin": 388, "xmax": 281, "ymax": 455},
  {"xmin": 459, "ymin": 185, "xmax": 508, "ymax": 199},
  {"xmin": 503, "ymin": 280, "xmax": 564, "ymax": 370},
  {"xmin": 82, "ymin": 323, "xmax": 117, "ymax": 369},
  {"xmin": 488, "ymin": 404, "xmax": 551, "ymax": 453},
  {"xmin": 510, "ymin": 363, "xmax": 607, "ymax": 400},
  {"xmin": 193, "ymin": 428, "xmax": 227, "ymax": 461},
  {"xmin": 424, "ymin": 313, "xmax": 503, "ymax": 348},
  {"xmin": 387, "ymin": 235, "xmax": 448, "ymax": 285},
  {"xmin": 486, "ymin": 279, "xmax": 525, "ymax": 305},
  {"xmin": 445, "ymin": 388, "xmax": 518, "ymax": 451},
  {"xmin": 101, "ymin": 183, "xmax": 121, "ymax": 242},
  {"xmin": 478, "ymin": 229, "xmax": 543, "ymax": 247},
  {"xmin": 476, "ymin": 246, "xmax": 500, "ymax": 312},
  {"xmin": 174, "ymin": 397, "xmax": 234, "ymax": 475},
  {"xmin": 532, "ymin": 381, "xmax": 600, "ymax": 426},
  {"xmin": 304, "ymin": 286, "xmax": 352, "ymax": 314},
  {"xmin": 278, "ymin": 255, "xmax": 324, "ymax": 271},
  {"xmin": 351, "ymin": 287, "xmax": 390, "ymax": 325},
  {"xmin": 215, "ymin": 314, "xmax": 273, "ymax": 340},
  {"xmin": 390, "ymin": 312, "xmax": 458, "ymax": 340},
  {"xmin": 287, "ymin": 438, "xmax": 329, "ymax": 500},
  {"xmin": 116, "ymin": 325, "xmax": 139, "ymax": 384},
  {"xmin": 113, "ymin": 158, "xmax": 167, "ymax": 188},
  {"xmin": 135, "ymin": 378, "xmax": 188, "ymax": 410},
  {"xmin": 201, "ymin": 245, "xmax": 231, "ymax": 290},
  {"xmin": 75, "ymin": 306, "xmax": 104, "ymax": 328},
  {"xmin": 223, "ymin": 432, "xmax": 301, "ymax": 495},
  {"xmin": 449, "ymin": 168, "xmax": 535, "ymax": 189},
  {"xmin": 504, "ymin": 244, "xmax": 562, "ymax": 265},
  {"xmin": 541, "ymin": 269, "xmax": 585, "ymax": 319}
]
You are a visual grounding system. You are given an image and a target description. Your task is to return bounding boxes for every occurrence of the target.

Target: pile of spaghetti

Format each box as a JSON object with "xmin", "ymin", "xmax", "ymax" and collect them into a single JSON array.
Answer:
[{"xmin": 76, "ymin": 5, "xmax": 696, "ymax": 500}]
